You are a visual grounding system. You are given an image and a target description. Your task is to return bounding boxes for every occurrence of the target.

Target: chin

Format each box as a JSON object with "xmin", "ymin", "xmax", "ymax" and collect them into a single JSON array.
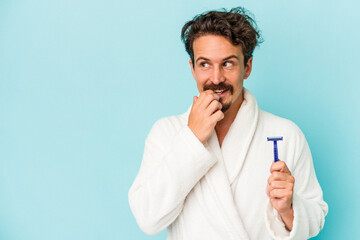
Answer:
[{"xmin": 221, "ymin": 103, "xmax": 231, "ymax": 113}]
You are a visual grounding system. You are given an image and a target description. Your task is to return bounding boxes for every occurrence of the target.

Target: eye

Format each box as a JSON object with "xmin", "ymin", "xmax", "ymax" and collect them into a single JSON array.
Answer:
[
  {"xmin": 201, "ymin": 62, "xmax": 209, "ymax": 68},
  {"xmin": 223, "ymin": 61, "xmax": 233, "ymax": 67}
]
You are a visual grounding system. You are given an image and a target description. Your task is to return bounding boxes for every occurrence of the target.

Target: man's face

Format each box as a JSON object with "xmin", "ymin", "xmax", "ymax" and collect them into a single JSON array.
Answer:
[{"xmin": 190, "ymin": 34, "xmax": 252, "ymax": 113}]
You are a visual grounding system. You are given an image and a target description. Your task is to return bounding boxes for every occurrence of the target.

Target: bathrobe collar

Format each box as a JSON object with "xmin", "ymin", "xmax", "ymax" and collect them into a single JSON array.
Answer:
[
  {"xmin": 185, "ymin": 88, "xmax": 259, "ymax": 239},
  {"xmin": 220, "ymin": 88, "xmax": 259, "ymax": 183},
  {"xmin": 186, "ymin": 88, "xmax": 259, "ymax": 183}
]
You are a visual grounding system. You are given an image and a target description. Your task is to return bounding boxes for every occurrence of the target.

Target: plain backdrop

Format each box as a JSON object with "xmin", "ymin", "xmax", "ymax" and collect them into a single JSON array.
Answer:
[{"xmin": 0, "ymin": 0, "xmax": 359, "ymax": 239}]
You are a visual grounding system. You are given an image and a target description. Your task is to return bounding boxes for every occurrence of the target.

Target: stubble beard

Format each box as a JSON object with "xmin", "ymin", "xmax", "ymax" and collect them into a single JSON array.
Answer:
[{"xmin": 219, "ymin": 99, "xmax": 231, "ymax": 113}]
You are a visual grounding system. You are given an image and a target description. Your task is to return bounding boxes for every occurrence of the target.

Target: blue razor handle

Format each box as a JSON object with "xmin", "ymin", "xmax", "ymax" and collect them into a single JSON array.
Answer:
[{"xmin": 267, "ymin": 137, "xmax": 283, "ymax": 162}]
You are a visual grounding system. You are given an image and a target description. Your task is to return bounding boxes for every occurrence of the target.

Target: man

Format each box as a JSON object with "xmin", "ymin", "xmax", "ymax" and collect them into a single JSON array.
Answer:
[{"xmin": 129, "ymin": 7, "xmax": 328, "ymax": 240}]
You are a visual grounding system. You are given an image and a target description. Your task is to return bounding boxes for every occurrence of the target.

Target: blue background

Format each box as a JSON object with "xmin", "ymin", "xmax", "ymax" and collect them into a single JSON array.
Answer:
[{"xmin": 0, "ymin": 0, "xmax": 359, "ymax": 239}]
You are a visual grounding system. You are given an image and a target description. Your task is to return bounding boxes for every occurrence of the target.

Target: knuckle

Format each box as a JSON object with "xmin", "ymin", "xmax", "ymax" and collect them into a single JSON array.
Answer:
[
  {"xmin": 206, "ymin": 94, "xmax": 213, "ymax": 101},
  {"xmin": 208, "ymin": 100, "xmax": 214, "ymax": 108},
  {"xmin": 285, "ymin": 192, "xmax": 292, "ymax": 202},
  {"xmin": 291, "ymin": 176, "xmax": 295, "ymax": 182}
]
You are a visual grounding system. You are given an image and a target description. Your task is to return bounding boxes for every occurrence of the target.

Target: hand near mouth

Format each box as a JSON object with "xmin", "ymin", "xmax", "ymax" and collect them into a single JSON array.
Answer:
[{"xmin": 188, "ymin": 90, "xmax": 224, "ymax": 144}]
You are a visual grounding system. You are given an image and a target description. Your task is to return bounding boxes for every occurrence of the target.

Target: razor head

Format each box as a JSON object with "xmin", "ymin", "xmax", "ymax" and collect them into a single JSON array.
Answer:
[{"xmin": 267, "ymin": 136, "xmax": 283, "ymax": 141}]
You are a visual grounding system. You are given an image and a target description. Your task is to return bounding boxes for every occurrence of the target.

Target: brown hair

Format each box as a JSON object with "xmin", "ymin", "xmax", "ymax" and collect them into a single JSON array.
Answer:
[{"xmin": 181, "ymin": 7, "xmax": 263, "ymax": 66}]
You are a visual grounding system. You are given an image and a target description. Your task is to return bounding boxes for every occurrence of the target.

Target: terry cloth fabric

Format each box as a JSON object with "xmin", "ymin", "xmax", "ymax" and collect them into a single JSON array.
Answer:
[{"xmin": 129, "ymin": 89, "xmax": 328, "ymax": 240}]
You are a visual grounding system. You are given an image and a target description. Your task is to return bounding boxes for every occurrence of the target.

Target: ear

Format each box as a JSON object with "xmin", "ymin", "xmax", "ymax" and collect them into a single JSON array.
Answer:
[
  {"xmin": 244, "ymin": 57, "xmax": 253, "ymax": 79},
  {"xmin": 189, "ymin": 59, "xmax": 196, "ymax": 80}
]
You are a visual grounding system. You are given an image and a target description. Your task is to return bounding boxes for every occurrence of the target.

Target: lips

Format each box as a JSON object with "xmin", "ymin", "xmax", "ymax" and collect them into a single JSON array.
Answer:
[{"xmin": 214, "ymin": 89, "xmax": 228, "ymax": 97}]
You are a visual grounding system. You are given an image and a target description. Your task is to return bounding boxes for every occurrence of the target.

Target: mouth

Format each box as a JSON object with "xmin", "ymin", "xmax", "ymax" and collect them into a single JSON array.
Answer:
[{"xmin": 214, "ymin": 89, "xmax": 228, "ymax": 97}]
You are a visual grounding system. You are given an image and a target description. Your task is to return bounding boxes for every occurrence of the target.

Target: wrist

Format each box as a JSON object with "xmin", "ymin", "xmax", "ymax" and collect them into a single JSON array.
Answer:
[
  {"xmin": 279, "ymin": 205, "xmax": 293, "ymax": 218},
  {"xmin": 187, "ymin": 124, "xmax": 206, "ymax": 144},
  {"xmin": 279, "ymin": 205, "xmax": 294, "ymax": 231}
]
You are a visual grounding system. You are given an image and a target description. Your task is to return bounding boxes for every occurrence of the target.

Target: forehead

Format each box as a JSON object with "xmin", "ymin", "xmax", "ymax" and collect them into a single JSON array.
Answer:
[{"xmin": 193, "ymin": 34, "xmax": 243, "ymax": 61}]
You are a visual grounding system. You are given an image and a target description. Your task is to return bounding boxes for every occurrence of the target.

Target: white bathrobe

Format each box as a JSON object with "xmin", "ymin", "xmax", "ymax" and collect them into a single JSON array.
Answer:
[{"xmin": 129, "ymin": 89, "xmax": 328, "ymax": 240}]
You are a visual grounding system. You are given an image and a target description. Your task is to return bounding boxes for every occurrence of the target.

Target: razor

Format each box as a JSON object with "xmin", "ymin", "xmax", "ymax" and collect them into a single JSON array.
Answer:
[{"xmin": 267, "ymin": 136, "xmax": 283, "ymax": 162}]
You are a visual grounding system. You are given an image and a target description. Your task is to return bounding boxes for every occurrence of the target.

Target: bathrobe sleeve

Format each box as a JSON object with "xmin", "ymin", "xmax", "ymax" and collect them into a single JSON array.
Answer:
[
  {"xmin": 128, "ymin": 117, "xmax": 217, "ymax": 235},
  {"xmin": 265, "ymin": 125, "xmax": 328, "ymax": 240}
]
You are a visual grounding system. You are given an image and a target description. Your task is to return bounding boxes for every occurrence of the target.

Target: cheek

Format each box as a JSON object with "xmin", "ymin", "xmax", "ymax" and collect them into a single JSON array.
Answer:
[
  {"xmin": 196, "ymin": 71, "xmax": 209, "ymax": 81},
  {"xmin": 227, "ymin": 73, "xmax": 244, "ymax": 94},
  {"xmin": 194, "ymin": 76, "xmax": 205, "ymax": 91},
  {"xmin": 196, "ymin": 81, "xmax": 203, "ymax": 92},
  {"xmin": 195, "ymin": 72, "xmax": 209, "ymax": 89},
  {"xmin": 226, "ymin": 72, "xmax": 242, "ymax": 85}
]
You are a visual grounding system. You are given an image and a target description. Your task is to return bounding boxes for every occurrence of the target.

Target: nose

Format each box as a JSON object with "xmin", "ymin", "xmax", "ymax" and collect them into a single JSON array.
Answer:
[{"xmin": 211, "ymin": 65, "xmax": 225, "ymax": 85}]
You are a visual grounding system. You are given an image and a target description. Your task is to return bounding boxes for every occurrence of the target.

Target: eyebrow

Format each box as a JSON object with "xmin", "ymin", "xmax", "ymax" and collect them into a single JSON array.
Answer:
[{"xmin": 195, "ymin": 55, "xmax": 239, "ymax": 64}]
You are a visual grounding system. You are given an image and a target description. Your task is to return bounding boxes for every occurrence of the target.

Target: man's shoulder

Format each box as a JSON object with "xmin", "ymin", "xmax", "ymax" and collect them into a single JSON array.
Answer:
[
  {"xmin": 148, "ymin": 111, "xmax": 189, "ymax": 138},
  {"xmin": 154, "ymin": 111, "xmax": 188, "ymax": 128},
  {"xmin": 259, "ymin": 110, "xmax": 303, "ymax": 136},
  {"xmin": 258, "ymin": 110, "xmax": 309, "ymax": 158}
]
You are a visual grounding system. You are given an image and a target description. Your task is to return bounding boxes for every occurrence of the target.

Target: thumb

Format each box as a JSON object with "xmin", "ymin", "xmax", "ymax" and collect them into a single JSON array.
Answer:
[{"xmin": 193, "ymin": 96, "xmax": 198, "ymax": 103}]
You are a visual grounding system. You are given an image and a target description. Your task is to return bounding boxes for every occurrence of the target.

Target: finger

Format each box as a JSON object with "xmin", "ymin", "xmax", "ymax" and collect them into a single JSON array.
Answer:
[
  {"xmin": 268, "ymin": 180, "xmax": 291, "ymax": 190},
  {"xmin": 206, "ymin": 99, "xmax": 222, "ymax": 115},
  {"xmin": 269, "ymin": 188, "xmax": 293, "ymax": 199},
  {"xmin": 201, "ymin": 90, "xmax": 220, "ymax": 102},
  {"xmin": 209, "ymin": 109, "xmax": 224, "ymax": 123},
  {"xmin": 270, "ymin": 160, "xmax": 291, "ymax": 174},
  {"xmin": 267, "ymin": 181, "xmax": 294, "ymax": 194},
  {"xmin": 268, "ymin": 172, "xmax": 295, "ymax": 184},
  {"xmin": 203, "ymin": 90, "xmax": 220, "ymax": 101},
  {"xmin": 197, "ymin": 91, "xmax": 219, "ymax": 109},
  {"xmin": 204, "ymin": 94, "xmax": 220, "ymax": 110}
]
